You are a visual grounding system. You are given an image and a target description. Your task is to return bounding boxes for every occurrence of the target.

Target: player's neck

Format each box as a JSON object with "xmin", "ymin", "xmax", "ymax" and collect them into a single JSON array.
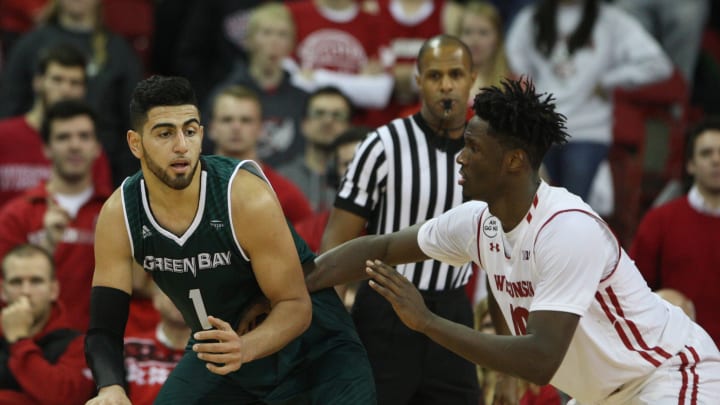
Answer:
[
  {"xmin": 490, "ymin": 177, "xmax": 541, "ymax": 232},
  {"xmin": 143, "ymin": 168, "xmax": 203, "ymax": 234}
]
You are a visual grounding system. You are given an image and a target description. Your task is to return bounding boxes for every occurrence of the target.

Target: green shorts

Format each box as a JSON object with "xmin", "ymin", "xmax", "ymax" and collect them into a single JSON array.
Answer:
[{"xmin": 154, "ymin": 289, "xmax": 376, "ymax": 404}]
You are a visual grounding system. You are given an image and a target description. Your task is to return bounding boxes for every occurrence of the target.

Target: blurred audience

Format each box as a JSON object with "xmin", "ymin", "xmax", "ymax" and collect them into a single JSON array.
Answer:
[
  {"xmin": 448, "ymin": 0, "xmax": 510, "ymax": 102},
  {"xmin": 0, "ymin": 244, "xmax": 95, "ymax": 405},
  {"xmin": 173, "ymin": 0, "xmax": 263, "ymax": 104},
  {"xmin": 285, "ymin": 0, "xmax": 393, "ymax": 126},
  {"xmin": 208, "ymin": 84, "xmax": 312, "ymax": 226},
  {"xmin": 0, "ymin": 100, "xmax": 109, "ymax": 331},
  {"xmin": 0, "ymin": 0, "xmax": 142, "ymax": 186},
  {"xmin": 210, "ymin": 2, "xmax": 309, "ymax": 169},
  {"xmin": 295, "ymin": 125, "xmax": 368, "ymax": 251},
  {"xmin": 0, "ymin": 43, "xmax": 111, "ymax": 209},
  {"xmin": 616, "ymin": 0, "xmax": 709, "ymax": 87},
  {"xmin": 372, "ymin": 0, "xmax": 447, "ymax": 123},
  {"xmin": 124, "ymin": 287, "xmax": 189, "ymax": 405},
  {"xmin": 630, "ymin": 117, "xmax": 720, "ymax": 346},
  {"xmin": 0, "ymin": 0, "xmax": 48, "ymax": 59},
  {"xmin": 506, "ymin": 0, "xmax": 672, "ymax": 206},
  {"xmin": 279, "ymin": 86, "xmax": 353, "ymax": 212}
]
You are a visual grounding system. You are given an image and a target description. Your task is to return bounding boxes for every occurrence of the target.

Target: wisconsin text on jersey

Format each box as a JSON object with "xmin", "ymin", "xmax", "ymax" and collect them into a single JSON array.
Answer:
[
  {"xmin": 142, "ymin": 251, "xmax": 232, "ymax": 277},
  {"xmin": 493, "ymin": 275, "xmax": 535, "ymax": 298}
]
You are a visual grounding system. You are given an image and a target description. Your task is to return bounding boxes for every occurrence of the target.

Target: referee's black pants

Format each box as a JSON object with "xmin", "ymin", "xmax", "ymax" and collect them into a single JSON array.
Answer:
[{"xmin": 352, "ymin": 281, "xmax": 481, "ymax": 405}]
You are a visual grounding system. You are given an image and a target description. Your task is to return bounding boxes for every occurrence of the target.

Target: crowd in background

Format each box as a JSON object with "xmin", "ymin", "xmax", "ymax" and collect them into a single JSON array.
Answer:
[{"xmin": 0, "ymin": 0, "xmax": 718, "ymax": 404}]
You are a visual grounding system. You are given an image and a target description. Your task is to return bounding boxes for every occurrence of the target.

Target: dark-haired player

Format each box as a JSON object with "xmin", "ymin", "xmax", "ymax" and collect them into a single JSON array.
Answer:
[
  {"xmin": 309, "ymin": 78, "xmax": 720, "ymax": 404},
  {"xmin": 84, "ymin": 75, "xmax": 374, "ymax": 404}
]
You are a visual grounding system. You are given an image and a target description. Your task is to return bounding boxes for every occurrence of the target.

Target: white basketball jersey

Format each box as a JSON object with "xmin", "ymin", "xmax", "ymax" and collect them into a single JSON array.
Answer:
[{"xmin": 418, "ymin": 182, "xmax": 695, "ymax": 404}]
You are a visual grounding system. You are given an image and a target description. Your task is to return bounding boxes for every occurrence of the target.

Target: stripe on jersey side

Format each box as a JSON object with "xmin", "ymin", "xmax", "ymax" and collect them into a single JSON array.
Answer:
[
  {"xmin": 678, "ymin": 345, "xmax": 700, "ymax": 405},
  {"xmin": 595, "ymin": 286, "xmax": 673, "ymax": 367}
]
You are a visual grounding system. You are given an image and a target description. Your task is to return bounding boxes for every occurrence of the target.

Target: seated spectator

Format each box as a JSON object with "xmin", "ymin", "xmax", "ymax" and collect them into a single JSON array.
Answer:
[
  {"xmin": 0, "ymin": 244, "xmax": 95, "ymax": 404},
  {"xmin": 372, "ymin": 0, "xmax": 447, "ymax": 124},
  {"xmin": 209, "ymin": 2, "xmax": 309, "ymax": 170},
  {"xmin": 505, "ymin": 0, "xmax": 672, "ymax": 205},
  {"xmin": 173, "ymin": 0, "xmax": 264, "ymax": 104},
  {"xmin": 0, "ymin": 43, "xmax": 111, "ymax": 209},
  {"xmin": 208, "ymin": 85, "xmax": 312, "ymax": 226},
  {"xmin": 0, "ymin": 0, "xmax": 48, "ymax": 58},
  {"xmin": 295, "ymin": 125, "xmax": 368, "ymax": 252},
  {"xmin": 0, "ymin": 0, "xmax": 142, "ymax": 185},
  {"xmin": 450, "ymin": 1, "xmax": 511, "ymax": 103},
  {"xmin": 278, "ymin": 86, "xmax": 354, "ymax": 212},
  {"xmin": 0, "ymin": 100, "xmax": 110, "ymax": 331},
  {"xmin": 285, "ymin": 0, "xmax": 393, "ymax": 127},
  {"xmin": 616, "ymin": 0, "xmax": 708, "ymax": 87},
  {"xmin": 630, "ymin": 117, "xmax": 720, "ymax": 347},
  {"xmin": 124, "ymin": 287, "xmax": 189, "ymax": 405}
]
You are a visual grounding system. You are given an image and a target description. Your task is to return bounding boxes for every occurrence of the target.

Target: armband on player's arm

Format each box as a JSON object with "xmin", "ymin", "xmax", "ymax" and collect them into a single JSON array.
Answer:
[{"xmin": 84, "ymin": 286, "xmax": 130, "ymax": 390}]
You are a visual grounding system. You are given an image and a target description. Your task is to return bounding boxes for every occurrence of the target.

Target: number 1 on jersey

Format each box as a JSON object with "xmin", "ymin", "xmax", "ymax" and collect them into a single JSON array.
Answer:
[{"xmin": 189, "ymin": 288, "xmax": 212, "ymax": 330}]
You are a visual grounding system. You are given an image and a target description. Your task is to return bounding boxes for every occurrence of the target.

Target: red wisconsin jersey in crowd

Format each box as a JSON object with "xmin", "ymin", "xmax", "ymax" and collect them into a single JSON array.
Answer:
[
  {"xmin": 0, "ymin": 116, "xmax": 113, "ymax": 209},
  {"xmin": 369, "ymin": 0, "xmax": 446, "ymax": 125},
  {"xmin": 375, "ymin": 0, "xmax": 444, "ymax": 65},
  {"xmin": 0, "ymin": 181, "xmax": 111, "ymax": 331},
  {"xmin": 287, "ymin": 1, "xmax": 384, "ymax": 73},
  {"xmin": 124, "ymin": 327, "xmax": 185, "ymax": 405}
]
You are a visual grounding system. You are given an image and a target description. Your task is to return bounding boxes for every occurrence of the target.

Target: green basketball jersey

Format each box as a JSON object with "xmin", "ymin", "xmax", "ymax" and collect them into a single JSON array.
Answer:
[{"xmin": 122, "ymin": 155, "xmax": 312, "ymax": 332}]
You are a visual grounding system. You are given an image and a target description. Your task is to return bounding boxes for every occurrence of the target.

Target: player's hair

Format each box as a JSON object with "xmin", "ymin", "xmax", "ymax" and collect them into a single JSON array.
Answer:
[
  {"xmin": 129, "ymin": 75, "xmax": 198, "ymax": 131},
  {"xmin": 212, "ymin": 85, "xmax": 262, "ymax": 118},
  {"xmin": 1, "ymin": 244, "xmax": 56, "ymax": 279},
  {"xmin": 416, "ymin": 34, "xmax": 473, "ymax": 73},
  {"xmin": 41, "ymin": 99, "xmax": 97, "ymax": 144},
  {"xmin": 35, "ymin": 42, "xmax": 87, "ymax": 77},
  {"xmin": 472, "ymin": 78, "xmax": 569, "ymax": 170}
]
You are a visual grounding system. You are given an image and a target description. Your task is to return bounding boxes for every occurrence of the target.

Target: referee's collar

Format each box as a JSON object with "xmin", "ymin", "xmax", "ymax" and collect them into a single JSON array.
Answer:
[{"xmin": 413, "ymin": 113, "xmax": 465, "ymax": 154}]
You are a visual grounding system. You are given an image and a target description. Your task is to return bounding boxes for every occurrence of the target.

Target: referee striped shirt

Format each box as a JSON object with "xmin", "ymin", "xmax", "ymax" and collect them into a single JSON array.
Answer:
[{"xmin": 335, "ymin": 113, "xmax": 474, "ymax": 292}]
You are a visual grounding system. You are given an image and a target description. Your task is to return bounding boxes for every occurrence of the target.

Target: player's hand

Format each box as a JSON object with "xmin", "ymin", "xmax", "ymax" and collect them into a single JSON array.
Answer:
[
  {"xmin": 1, "ymin": 296, "xmax": 34, "ymax": 343},
  {"xmin": 236, "ymin": 295, "xmax": 270, "ymax": 335},
  {"xmin": 366, "ymin": 260, "xmax": 433, "ymax": 332},
  {"xmin": 85, "ymin": 385, "xmax": 131, "ymax": 405},
  {"xmin": 193, "ymin": 316, "xmax": 247, "ymax": 375}
]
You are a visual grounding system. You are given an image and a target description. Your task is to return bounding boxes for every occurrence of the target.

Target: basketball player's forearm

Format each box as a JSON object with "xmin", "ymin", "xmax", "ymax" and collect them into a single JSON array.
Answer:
[
  {"xmin": 308, "ymin": 235, "xmax": 388, "ymax": 292},
  {"xmin": 421, "ymin": 315, "xmax": 561, "ymax": 385},
  {"xmin": 239, "ymin": 296, "xmax": 312, "ymax": 362}
]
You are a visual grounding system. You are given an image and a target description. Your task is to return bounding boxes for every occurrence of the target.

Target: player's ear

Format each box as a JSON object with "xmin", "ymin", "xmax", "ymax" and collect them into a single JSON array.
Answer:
[
  {"xmin": 505, "ymin": 149, "xmax": 527, "ymax": 173},
  {"xmin": 127, "ymin": 130, "xmax": 143, "ymax": 158}
]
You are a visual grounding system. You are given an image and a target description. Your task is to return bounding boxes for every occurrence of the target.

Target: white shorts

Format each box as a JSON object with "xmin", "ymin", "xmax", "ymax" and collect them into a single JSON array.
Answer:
[{"xmin": 570, "ymin": 322, "xmax": 720, "ymax": 405}]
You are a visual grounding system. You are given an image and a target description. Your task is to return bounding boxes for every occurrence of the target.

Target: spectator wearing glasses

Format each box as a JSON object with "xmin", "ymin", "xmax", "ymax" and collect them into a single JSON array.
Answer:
[{"xmin": 278, "ymin": 86, "xmax": 353, "ymax": 212}]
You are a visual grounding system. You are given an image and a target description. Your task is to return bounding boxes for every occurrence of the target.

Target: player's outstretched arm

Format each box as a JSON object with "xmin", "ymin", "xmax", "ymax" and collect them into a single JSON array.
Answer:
[
  {"xmin": 367, "ymin": 260, "xmax": 579, "ymax": 385},
  {"xmin": 194, "ymin": 170, "xmax": 312, "ymax": 374},
  {"xmin": 308, "ymin": 223, "xmax": 429, "ymax": 292},
  {"xmin": 85, "ymin": 191, "xmax": 133, "ymax": 404}
]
